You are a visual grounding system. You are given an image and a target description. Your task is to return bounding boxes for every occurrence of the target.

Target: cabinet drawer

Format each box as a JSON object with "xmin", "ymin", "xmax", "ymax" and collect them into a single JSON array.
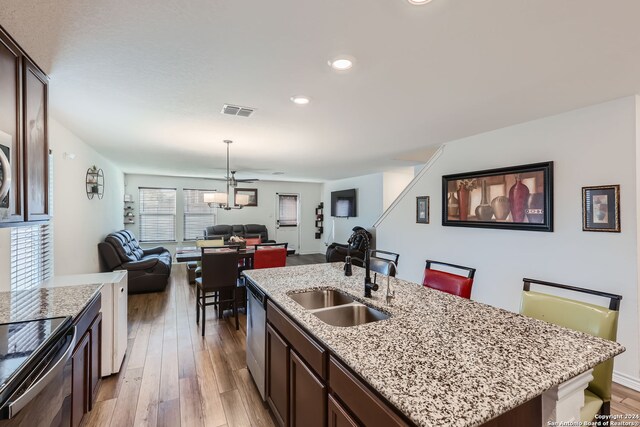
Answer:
[
  {"xmin": 329, "ymin": 357, "xmax": 410, "ymax": 427},
  {"xmin": 267, "ymin": 301, "xmax": 326, "ymax": 379}
]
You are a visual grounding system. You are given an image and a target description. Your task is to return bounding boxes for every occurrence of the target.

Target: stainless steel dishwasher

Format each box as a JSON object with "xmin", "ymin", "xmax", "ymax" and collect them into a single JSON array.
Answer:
[{"xmin": 246, "ymin": 279, "xmax": 266, "ymax": 400}]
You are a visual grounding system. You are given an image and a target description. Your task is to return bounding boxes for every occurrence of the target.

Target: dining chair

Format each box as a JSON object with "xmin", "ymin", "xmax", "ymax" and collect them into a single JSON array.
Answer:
[
  {"xmin": 253, "ymin": 243, "xmax": 288, "ymax": 269},
  {"xmin": 195, "ymin": 250, "xmax": 240, "ymax": 335},
  {"xmin": 194, "ymin": 238, "xmax": 225, "ymax": 279},
  {"xmin": 520, "ymin": 278, "xmax": 621, "ymax": 422},
  {"xmin": 422, "ymin": 259, "xmax": 476, "ymax": 299},
  {"xmin": 369, "ymin": 250, "xmax": 399, "ymax": 285}
]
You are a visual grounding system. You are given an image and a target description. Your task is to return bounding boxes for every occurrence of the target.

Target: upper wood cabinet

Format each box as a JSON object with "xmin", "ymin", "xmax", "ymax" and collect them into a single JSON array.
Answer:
[
  {"xmin": 0, "ymin": 25, "xmax": 49, "ymax": 225},
  {"xmin": 22, "ymin": 58, "xmax": 49, "ymax": 221},
  {"xmin": 0, "ymin": 31, "xmax": 24, "ymax": 223}
]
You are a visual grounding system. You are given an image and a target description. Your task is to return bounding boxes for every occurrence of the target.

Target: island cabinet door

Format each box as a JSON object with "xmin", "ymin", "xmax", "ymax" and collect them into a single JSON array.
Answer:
[
  {"xmin": 71, "ymin": 332, "xmax": 90, "ymax": 427},
  {"xmin": 89, "ymin": 312, "xmax": 102, "ymax": 407},
  {"xmin": 290, "ymin": 350, "xmax": 326, "ymax": 427},
  {"xmin": 267, "ymin": 324, "xmax": 290, "ymax": 427},
  {"xmin": 328, "ymin": 395, "xmax": 359, "ymax": 427}
]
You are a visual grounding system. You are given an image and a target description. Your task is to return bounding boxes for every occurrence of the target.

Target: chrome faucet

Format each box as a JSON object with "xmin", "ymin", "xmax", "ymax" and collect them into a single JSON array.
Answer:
[
  {"xmin": 385, "ymin": 261, "xmax": 398, "ymax": 305},
  {"xmin": 345, "ymin": 228, "xmax": 376, "ymax": 298}
]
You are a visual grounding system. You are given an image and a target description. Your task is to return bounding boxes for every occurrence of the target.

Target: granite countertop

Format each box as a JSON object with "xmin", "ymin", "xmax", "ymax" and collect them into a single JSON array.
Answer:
[
  {"xmin": 0, "ymin": 284, "xmax": 103, "ymax": 323},
  {"xmin": 243, "ymin": 263, "xmax": 625, "ymax": 427}
]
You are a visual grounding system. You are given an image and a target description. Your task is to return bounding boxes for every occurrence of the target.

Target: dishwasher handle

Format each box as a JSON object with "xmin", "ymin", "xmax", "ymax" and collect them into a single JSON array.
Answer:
[{"xmin": 6, "ymin": 326, "xmax": 76, "ymax": 418}]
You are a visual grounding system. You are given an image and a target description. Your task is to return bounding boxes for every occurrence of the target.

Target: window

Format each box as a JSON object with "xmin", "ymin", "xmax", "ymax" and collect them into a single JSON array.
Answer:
[
  {"xmin": 139, "ymin": 187, "xmax": 176, "ymax": 242},
  {"xmin": 183, "ymin": 189, "xmax": 216, "ymax": 241},
  {"xmin": 277, "ymin": 194, "xmax": 299, "ymax": 227},
  {"xmin": 11, "ymin": 223, "xmax": 53, "ymax": 292}
]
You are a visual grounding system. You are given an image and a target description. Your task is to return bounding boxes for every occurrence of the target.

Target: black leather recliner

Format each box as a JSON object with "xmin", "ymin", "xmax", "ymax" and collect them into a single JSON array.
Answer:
[
  {"xmin": 98, "ymin": 230, "xmax": 172, "ymax": 294},
  {"xmin": 325, "ymin": 226, "xmax": 372, "ymax": 266},
  {"xmin": 204, "ymin": 225, "xmax": 234, "ymax": 241}
]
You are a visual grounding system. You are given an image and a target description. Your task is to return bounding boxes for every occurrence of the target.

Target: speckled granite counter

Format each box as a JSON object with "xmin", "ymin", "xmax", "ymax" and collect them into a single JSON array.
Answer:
[
  {"xmin": 0, "ymin": 284, "xmax": 102, "ymax": 323},
  {"xmin": 243, "ymin": 263, "xmax": 625, "ymax": 427}
]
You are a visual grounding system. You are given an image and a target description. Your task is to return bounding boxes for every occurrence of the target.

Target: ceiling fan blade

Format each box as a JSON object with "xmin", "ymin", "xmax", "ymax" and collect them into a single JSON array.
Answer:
[
  {"xmin": 209, "ymin": 178, "xmax": 229, "ymax": 182},
  {"xmin": 235, "ymin": 178, "xmax": 260, "ymax": 183}
]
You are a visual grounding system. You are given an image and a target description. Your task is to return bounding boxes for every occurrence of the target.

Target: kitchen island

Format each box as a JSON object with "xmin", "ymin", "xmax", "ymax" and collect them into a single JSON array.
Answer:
[{"xmin": 243, "ymin": 263, "xmax": 625, "ymax": 427}]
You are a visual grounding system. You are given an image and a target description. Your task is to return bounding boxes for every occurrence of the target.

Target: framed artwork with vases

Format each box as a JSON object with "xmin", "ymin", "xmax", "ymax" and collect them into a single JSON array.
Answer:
[
  {"xmin": 442, "ymin": 161, "xmax": 553, "ymax": 232},
  {"xmin": 582, "ymin": 185, "xmax": 620, "ymax": 232}
]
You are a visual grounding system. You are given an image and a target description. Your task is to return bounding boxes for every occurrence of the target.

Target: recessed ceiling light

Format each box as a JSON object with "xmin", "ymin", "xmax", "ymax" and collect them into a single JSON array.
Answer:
[
  {"xmin": 328, "ymin": 57, "xmax": 354, "ymax": 71},
  {"xmin": 290, "ymin": 96, "xmax": 310, "ymax": 105},
  {"xmin": 407, "ymin": 0, "xmax": 432, "ymax": 4}
]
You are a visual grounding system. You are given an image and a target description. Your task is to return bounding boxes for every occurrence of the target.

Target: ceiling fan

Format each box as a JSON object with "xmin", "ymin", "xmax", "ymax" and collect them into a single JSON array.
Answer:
[
  {"xmin": 210, "ymin": 140, "xmax": 259, "ymax": 188},
  {"xmin": 204, "ymin": 140, "xmax": 259, "ymax": 210}
]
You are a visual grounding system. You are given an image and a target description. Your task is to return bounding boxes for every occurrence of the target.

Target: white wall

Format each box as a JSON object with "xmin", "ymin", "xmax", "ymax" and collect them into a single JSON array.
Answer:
[
  {"xmin": 123, "ymin": 174, "xmax": 324, "ymax": 254},
  {"xmin": 50, "ymin": 119, "xmax": 125, "ymax": 275},
  {"xmin": 383, "ymin": 168, "xmax": 415, "ymax": 211},
  {"xmin": 323, "ymin": 173, "xmax": 384, "ymax": 246},
  {"xmin": 376, "ymin": 97, "xmax": 640, "ymax": 383}
]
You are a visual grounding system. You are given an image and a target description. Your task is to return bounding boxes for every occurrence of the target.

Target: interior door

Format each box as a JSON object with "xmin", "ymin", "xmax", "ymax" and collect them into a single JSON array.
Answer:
[{"xmin": 275, "ymin": 193, "xmax": 300, "ymax": 253}]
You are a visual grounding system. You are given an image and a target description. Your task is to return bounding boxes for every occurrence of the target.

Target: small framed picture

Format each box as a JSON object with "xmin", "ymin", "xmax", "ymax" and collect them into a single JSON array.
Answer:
[
  {"xmin": 234, "ymin": 188, "xmax": 258, "ymax": 207},
  {"xmin": 416, "ymin": 196, "xmax": 429, "ymax": 224},
  {"xmin": 582, "ymin": 185, "xmax": 620, "ymax": 232}
]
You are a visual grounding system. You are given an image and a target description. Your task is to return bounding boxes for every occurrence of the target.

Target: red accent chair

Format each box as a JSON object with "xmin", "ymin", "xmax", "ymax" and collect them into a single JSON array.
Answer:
[
  {"xmin": 422, "ymin": 260, "xmax": 476, "ymax": 299},
  {"xmin": 253, "ymin": 243, "xmax": 288, "ymax": 269}
]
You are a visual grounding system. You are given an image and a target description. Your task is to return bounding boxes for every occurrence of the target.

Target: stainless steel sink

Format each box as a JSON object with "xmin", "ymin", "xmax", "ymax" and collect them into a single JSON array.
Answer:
[
  {"xmin": 289, "ymin": 289, "xmax": 354, "ymax": 310},
  {"xmin": 312, "ymin": 304, "xmax": 389, "ymax": 327}
]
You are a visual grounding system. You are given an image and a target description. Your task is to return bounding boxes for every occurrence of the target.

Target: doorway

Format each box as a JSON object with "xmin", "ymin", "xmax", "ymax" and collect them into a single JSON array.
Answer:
[{"xmin": 275, "ymin": 193, "xmax": 300, "ymax": 253}]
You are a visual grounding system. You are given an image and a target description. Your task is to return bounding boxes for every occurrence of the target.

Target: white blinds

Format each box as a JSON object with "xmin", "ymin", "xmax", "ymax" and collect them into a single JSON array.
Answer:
[
  {"xmin": 278, "ymin": 194, "xmax": 299, "ymax": 226},
  {"xmin": 139, "ymin": 187, "xmax": 176, "ymax": 242},
  {"xmin": 183, "ymin": 189, "xmax": 216, "ymax": 241},
  {"xmin": 11, "ymin": 223, "xmax": 53, "ymax": 293}
]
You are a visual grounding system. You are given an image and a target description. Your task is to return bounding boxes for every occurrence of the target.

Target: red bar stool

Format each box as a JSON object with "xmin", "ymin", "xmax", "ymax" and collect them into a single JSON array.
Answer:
[{"xmin": 422, "ymin": 259, "xmax": 476, "ymax": 299}]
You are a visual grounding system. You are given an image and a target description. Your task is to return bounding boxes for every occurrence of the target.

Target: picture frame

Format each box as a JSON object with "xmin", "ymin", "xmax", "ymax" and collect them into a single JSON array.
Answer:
[
  {"xmin": 442, "ymin": 161, "xmax": 553, "ymax": 232},
  {"xmin": 416, "ymin": 196, "xmax": 429, "ymax": 224},
  {"xmin": 234, "ymin": 188, "xmax": 258, "ymax": 207},
  {"xmin": 582, "ymin": 185, "xmax": 620, "ymax": 232}
]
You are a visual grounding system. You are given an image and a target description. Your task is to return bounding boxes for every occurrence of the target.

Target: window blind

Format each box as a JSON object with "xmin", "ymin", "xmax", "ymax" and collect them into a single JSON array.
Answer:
[
  {"xmin": 278, "ymin": 194, "xmax": 299, "ymax": 227},
  {"xmin": 183, "ymin": 189, "xmax": 216, "ymax": 241},
  {"xmin": 139, "ymin": 187, "xmax": 176, "ymax": 242}
]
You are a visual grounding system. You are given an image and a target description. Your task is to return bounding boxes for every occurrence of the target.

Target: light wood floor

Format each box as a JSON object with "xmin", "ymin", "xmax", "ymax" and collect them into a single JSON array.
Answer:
[{"xmin": 83, "ymin": 254, "xmax": 640, "ymax": 426}]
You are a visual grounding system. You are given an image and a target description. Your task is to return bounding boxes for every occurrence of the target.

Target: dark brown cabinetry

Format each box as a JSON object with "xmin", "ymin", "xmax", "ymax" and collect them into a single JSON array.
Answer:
[
  {"xmin": 22, "ymin": 58, "xmax": 48, "ymax": 221},
  {"xmin": 0, "ymin": 25, "xmax": 49, "ymax": 225},
  {"xmin": 71, "ymin": 333, "xmax": 89, "ymax": 427},
  {"xmin": 71, "ymin": 294, "xmax": 102, "ymax": 427},
  {"xmin": 89, "ymin": 312, "xmax": 102, "ymax": 405},
  {"xmin": 267, "ymin": 324, "xmax": 289, "ymax": 427},
  {"xmin": 0, "ymin": 30, "xmax": 23, "ymax": 223},
  {"xmin": 328, "ymin": 395, "xmax": 358, "ymax": 427},
  {"xmin": 290, "ymin": 351, "xmax": 326, "ymax": 427}
]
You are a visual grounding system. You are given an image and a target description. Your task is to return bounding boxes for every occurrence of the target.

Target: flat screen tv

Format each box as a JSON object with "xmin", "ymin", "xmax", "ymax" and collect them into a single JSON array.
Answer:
[{"xmin": 331, "ymin": 189, "xmax": 357, "ymax": 218}]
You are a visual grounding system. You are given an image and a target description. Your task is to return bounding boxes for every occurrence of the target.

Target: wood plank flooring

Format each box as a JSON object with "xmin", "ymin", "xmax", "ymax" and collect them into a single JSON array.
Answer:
[{"xmin": 83, "ymin": 253, "xmax": 640, "ymax": 426}]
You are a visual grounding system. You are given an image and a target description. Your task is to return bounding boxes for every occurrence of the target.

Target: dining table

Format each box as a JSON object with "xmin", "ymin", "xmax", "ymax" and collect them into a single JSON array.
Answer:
[{"xmin": 175, "ymin": 246, "xmax": 255, "ymax": 265}]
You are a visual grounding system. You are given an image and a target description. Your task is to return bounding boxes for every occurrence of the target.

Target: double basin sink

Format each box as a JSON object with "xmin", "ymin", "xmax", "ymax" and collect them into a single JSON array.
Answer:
[{"xmin": 288, "ymin": 289, "xmax": 389, "ymax": 327}]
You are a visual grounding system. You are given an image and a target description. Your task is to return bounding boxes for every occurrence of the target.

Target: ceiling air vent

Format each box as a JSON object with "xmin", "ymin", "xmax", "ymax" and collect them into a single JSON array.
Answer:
[{"xmin": 221, "ymin": 104, "xmax": 255, "ymax": 117}]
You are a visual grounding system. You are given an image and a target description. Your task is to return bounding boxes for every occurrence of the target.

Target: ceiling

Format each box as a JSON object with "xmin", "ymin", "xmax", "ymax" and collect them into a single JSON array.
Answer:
[{"xmin": 1, "ymin": 0, "xmax": 639, "ymax": 181}]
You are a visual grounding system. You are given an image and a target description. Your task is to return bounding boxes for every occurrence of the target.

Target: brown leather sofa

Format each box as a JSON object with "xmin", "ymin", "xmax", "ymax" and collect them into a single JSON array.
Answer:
[
  {"xmin": 98, "ymin": 230, "xmax": 172, "ymax": 294},
  {"xmin": 204, "ymin": 224, "xmax": 275, "ymax": 243}
]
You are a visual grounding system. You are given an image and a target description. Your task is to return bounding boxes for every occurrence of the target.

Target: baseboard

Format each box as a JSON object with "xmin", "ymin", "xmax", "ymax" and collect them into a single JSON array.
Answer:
[
  {"xmin": 296, "ymin": 251, "xmax": 324, "ymax": 256},
  {"xmin": 613, "ymin": 370, "xmax": 640, "ymax": 391}
]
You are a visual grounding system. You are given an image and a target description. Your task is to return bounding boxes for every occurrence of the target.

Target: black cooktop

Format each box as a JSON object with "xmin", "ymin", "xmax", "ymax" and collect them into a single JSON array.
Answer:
[{"xmin": 0, "ymin": 317, "xmax": 71, "ymax": 394}]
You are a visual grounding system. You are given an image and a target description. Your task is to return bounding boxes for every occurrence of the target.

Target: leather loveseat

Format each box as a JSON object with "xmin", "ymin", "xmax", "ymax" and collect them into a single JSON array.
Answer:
[
  {"xmin": 204, "ymin": 224, "xmax": 275, "ymax": 243},
  {"xmin": 325, "ymin": 226, "xmax": 372, "ymax": 266},
  {"xmin": 98, "ymin": 230, "xmax": 172, "ymax": 294}
]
